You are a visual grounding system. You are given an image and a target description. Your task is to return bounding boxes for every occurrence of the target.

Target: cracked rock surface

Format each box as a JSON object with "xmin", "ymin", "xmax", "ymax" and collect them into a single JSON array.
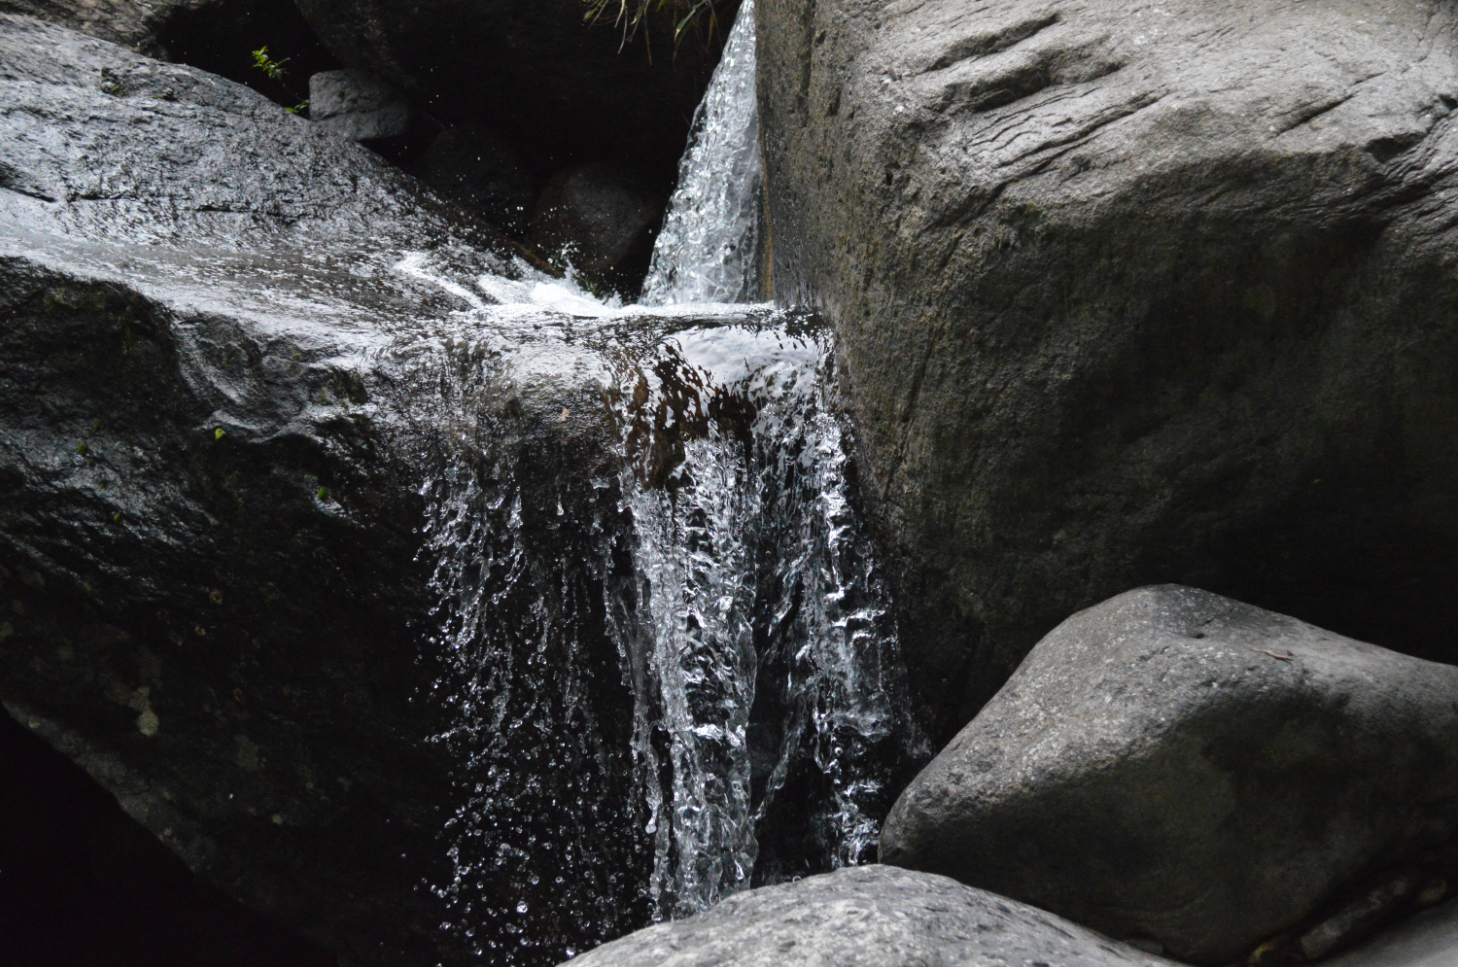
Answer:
[
  {"xmin": 759, "ymin": 0, "xmax": 1458, "ymax": 735},
  {"xmin": 881, "ymin": 585, "xmax": 1458, "ymax": 965}
]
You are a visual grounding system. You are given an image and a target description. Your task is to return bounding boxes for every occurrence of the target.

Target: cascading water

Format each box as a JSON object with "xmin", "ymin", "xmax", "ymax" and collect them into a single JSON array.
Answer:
[
  {"xmin": 394, "ymin": 2, "xmax": 922, "ymax": 962},
  {"xmin": 610, "ymin": 321, "xmax": 909, "ymax": 918},
  {"xmin": 639, "ymin": 0, "xmax": 762, "ymax": 305}
]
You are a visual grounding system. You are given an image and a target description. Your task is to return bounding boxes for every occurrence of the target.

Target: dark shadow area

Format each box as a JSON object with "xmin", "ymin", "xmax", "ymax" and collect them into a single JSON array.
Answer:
[
  {"xmin": 0, "ymin": 710, "xmax": 336, "ymax": 967},
  {"xmin": 157, "ymin": 0, "xmax": 341, "ymax": 109}
]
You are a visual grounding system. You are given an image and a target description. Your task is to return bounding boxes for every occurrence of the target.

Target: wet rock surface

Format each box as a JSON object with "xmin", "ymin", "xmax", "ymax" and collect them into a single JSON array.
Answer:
[
  {"xmin": 0, "ymin": 14, "xmax": 658, "ymax": 966},
  {"xmin": 0, "ymin": 0, "xmax": 338, "ymax": 108},
  {"xmin": 565, "ymin": 864, "xmax": 1178, "ymax": 967},
  {"xmin": 881, "ymin": 585, "xmax": 1458, "ymax": 966},
  {"xmin": 529, "ymin": 163, "xmax": 666, "ymax": 292},
  {"xmin": 759, "ymin": 0, "xmax": 1458, "ymax": 734},
  {"xmin": 292, "ymin": 0, "xmax": 737, "ymax": 180},
  {"xmin": 0, "ymin": 0, "xmax": 208, "ymax": 53}
]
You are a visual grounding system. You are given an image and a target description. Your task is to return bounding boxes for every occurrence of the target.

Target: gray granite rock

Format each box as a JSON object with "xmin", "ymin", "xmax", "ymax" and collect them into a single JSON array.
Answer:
[
  {"xmin": 566, "ymin": 864, "xmax": 1179, "ymax": 967},
  {"xmin": 759, "ymin": 0, "xmax": 1458, "ymax": 735},
  {"xmin": 881, "ymin": 586, "xmax": 1458, "ymax": 965},
  {"xmin": 309, "ymin": 68, "xmax": 411, "ymax": 141},
  {"xmin": 0, "ymin": 0, "xmax": 205, "ymax": 53}
]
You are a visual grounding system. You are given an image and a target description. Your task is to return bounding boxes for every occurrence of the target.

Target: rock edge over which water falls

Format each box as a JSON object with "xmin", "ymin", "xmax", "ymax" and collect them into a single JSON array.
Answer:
[
  {"xmin": 563, "ymin": 864, "xmax": 1179, "ymax": 967},
  {"xmin": 881, "ymin": 585, "xmax": 1458, "ymax": 965},
  {"xmin": 759, "ymin": 0, "xmax": 1458, "ymax": 735},
  {"xmin": 0, "ymin": 13, "xmax": 660, "ymax": 965}
]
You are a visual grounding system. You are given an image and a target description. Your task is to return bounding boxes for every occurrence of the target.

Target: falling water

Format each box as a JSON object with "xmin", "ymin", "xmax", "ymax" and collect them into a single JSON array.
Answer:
[
  {"xmin": 609, "ymin": 320, "xmax": 909, "ymax": 918},
  {"xmin": 393, "ymin": 2, "xmax": 921, "ymax": 962},
  {"xmin": 639, "ymin": 0, "xmax": 762, "ymax": 305}
]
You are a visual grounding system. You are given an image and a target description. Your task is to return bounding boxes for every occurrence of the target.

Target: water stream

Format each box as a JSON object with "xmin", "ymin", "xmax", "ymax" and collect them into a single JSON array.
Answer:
[
  {"xmin": 399, "ymin": 3, "xmax": 921, "ymax": 961},
  {"xmin": 640, "ymin": 0, "xmax": 762, "ymax": 305}
]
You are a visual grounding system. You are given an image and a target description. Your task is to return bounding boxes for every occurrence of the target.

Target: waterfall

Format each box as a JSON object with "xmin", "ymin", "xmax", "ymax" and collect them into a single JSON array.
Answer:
[
  {"xmin": 610, "ymin": 321, "xmax": 907, "ymax": 918},
  {"xmin": 392, "ymin": 3, "xmax": 921, "ymax": 961},
  {"xmin": 639, "ymin": 0, "xmax": 762, "ymax": 305}
]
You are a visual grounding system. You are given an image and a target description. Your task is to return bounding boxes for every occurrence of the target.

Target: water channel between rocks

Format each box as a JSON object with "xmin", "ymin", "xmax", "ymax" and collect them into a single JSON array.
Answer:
[{"xmin": 394, "ymin": 2, "xmax": 922, "ymax": 961}]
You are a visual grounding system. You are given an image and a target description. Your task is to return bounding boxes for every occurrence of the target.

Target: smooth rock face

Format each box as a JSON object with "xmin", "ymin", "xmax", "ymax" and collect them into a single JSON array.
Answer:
[
  {"xmin": 880, "ymin": 586, "xmax": 1458, "ymax": 965},
  {"xmin": 293, "ymin": 0, "xmax": 736, "ymax": 178},
  {"xmin": 566, "ymin": 864, "xmax": 1178, "ymax": 967},
  {"xmin": 309, "ymin": 67, "xmax": 411, "ymax": 140},
  {"xmin": 759, "ymin": 0, "xmax": 1458, "ymax": 732},
  {"xmin": 0, "ymin": 14, "xmax": 655, "ymax": 966}
]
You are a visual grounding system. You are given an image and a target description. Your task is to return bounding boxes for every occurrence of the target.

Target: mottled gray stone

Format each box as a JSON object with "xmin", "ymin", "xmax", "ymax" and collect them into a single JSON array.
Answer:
[
  {"xmin": 567, "ymin": 864, "xmax": 1179, "ymax": 967},
  {"xmin": 309, "ymin": 68, "xmax": 410, "ymax": 141},
  {"xmin": 0, "ymin": 0, "xmax": 204, "ymax": 53},
  {"xmin": 881, "ymin": 586, "xmax": 1458, "ymax": 965},
  {"xmin": 759, "ymin": 0, "xmax": 1458, "ymax": 735}
]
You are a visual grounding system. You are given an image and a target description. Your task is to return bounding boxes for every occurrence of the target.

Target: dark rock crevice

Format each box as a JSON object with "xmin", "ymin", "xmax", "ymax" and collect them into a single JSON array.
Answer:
[{"xmin": 0, "ymin": 706, "xmax": 335, "ymax": 967}]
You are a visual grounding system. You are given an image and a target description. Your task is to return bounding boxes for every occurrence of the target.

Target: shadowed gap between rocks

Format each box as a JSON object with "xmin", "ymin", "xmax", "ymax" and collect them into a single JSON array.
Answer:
[{"xmin": 0, "ymin": 708, "xmax": 336, "ymax": 967}]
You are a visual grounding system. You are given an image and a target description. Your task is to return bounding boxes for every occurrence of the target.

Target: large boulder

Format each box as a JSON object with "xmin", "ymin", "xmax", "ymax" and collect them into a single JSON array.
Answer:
[
  {"xmin": 292, "ymin": 0, "xmax": 739, "ymax": 180},
  {"xmin": 566, "ymin": 864, "xmax": 1178, "ymax": 967},
  {"xmin": 0, "ymin": 14, "xmax": 660, "ymax": 965},
  {"xmin": 0, "ymin": 0, "xmax": 343, "ymax": 112},
  {"xmin": 0, "ymin": 0, "xmax": 204, "ymax": 52},
  {"xmin": 759, "ymin": 0, "xmax": 1458, "ymax": 733},
  {"xmin": 880, "ymin": 586, "xmax": 1458, "ymax": 965}
]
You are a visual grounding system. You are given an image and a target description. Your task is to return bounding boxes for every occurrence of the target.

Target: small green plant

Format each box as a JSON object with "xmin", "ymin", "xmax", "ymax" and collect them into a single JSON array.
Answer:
[
  {"xmin": 250, "ymin": 46, "xmax": 311, "ymax": 117},
  {"xmin": 214, "ymin": 427, "xmax": 226, "ymax": 440},
  {"xmin": 98, "ymin": 66, "xmax": 127, "ymax": 96},
  {"xmin": 251, "ymin": 46, "xmax": 289, "ymax": 81},
  {"xmin": 316, "ymin": 486, "xmax": 331, "ymax": 501}
]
